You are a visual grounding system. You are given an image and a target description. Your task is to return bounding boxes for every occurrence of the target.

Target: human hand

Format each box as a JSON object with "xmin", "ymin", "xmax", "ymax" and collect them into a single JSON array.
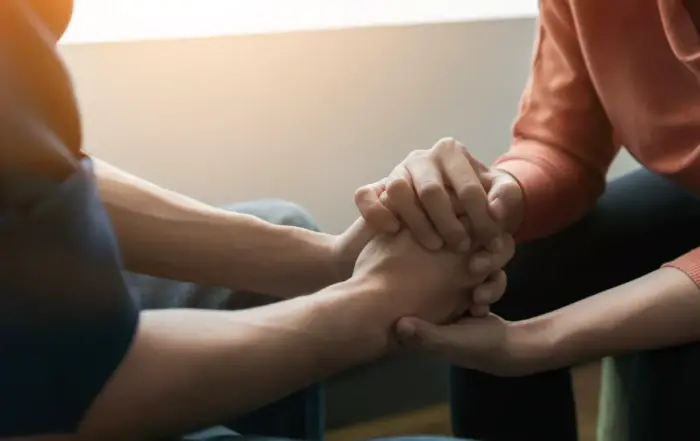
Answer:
[
  {"xmin": 459, "ymin": 232, "xmax": 514, "ymax": 317},
  {"xmin": 352, "ymin": 228, "xmax": 514, "ymax": 326},
  {"xmin": 395, "ymin": 314, "xmax": 546, "ymax": 377},
  {"xmin": 354, "ymin": 137, "xmax": 523, "ymax": 251},
  {"xmin": 330, "ymin": 217, "xmax": 514, "ymax": 320},
  {"xmin": 331, "ymin": 217, "xmax": 377, "ymax": 283}
]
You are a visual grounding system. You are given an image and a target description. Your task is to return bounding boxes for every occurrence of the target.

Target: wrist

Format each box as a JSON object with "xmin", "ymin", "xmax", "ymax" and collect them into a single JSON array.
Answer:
[
  {"xmin": 508, "ymin": 314, "xmax": 565, "ymax": 374},
  {"xmin": 312, "ymin": 231, "xmax": 348, "ymax": 287},
  {"xmin": 278, "ymin": 227, "xmax": 347, "ymax": 292},
  {"xmin": 513, "ymin": 304, "xmax": 608, "ymax": 373},
  {"xmin": 329, "ymin": 234, "xmax": 355, "ymax": 284},
  {"xmin": 332, "ymin": 218, "xmax": 377, "ymax": 283},
  {"xmin": 316, "ymin": 274, "xmax": 396, "ymax": 360},
  {"xmin": 517, "ymin": 268, "xmax": 700, "ymax": 371}
]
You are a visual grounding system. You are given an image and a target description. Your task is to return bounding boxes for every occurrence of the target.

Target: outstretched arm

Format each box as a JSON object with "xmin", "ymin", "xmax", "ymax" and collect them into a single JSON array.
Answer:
[
  {"xmin": 94, "ymin": 159, "xmax": 343, "ymax": 297},
  {"xmin": 534, "ymin": 268, "xmax": 700, "ymax": 369},
  {"xmin": 77, "ymin": 276, "xmax": 392, "ymax": 441},
  {"xmin": 396, "ymin": 268, "xmax": 700, "ymax": 376}
]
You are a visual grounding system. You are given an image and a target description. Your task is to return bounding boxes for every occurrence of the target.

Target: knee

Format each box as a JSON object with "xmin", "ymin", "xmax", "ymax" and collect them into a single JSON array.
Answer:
[
  {"xmin": 268, "ymin": 199, "xmax": 320, "ymax": 231},
  {"xmin": 491, "ymin": 239, "xmax": 573, "ymax": 321},
  {"xmin": 607, "ymin": 342, "xmax": 700, "ymax": 401},
  {"xmin": 222, "ymin": 199, "xmax": 320, "ymax": 232},
  {"xmin": 601, "ymin": 343, "xmax": 700, "ymax": 438}
]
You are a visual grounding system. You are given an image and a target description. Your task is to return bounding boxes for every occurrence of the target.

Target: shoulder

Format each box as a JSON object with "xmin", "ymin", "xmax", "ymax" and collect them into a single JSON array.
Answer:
[{"xmin": 28, "ymin": 0, "xmax": 74, "ymax": 40}]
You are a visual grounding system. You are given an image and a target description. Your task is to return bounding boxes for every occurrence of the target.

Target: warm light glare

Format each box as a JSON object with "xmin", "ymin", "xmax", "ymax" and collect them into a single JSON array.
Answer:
[{"xmin": 60, "ymin": 0, "xmax": 538, "ymax": 44}]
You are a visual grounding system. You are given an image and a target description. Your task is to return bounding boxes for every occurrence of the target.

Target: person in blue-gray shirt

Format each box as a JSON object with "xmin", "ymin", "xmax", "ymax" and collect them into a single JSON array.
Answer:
[{"xmin": 0, "ymin": 2, "xmax": 512, "ymax": 440}]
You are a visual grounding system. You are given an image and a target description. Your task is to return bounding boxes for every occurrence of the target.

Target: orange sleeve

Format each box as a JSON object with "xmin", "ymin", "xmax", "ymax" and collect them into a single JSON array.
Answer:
[
  {"xmin": 663, "ymin": 248, "xmax": 700, "ymax": 287},
  {"xmin": 493, "ymin": 0, "xmax": 620, "ymax": 242}
]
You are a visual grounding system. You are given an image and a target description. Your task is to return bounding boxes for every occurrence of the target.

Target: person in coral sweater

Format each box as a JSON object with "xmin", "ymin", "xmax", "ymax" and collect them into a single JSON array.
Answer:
[{"xmin": 356, "ymin": 1, "xmax": 700, "ymax": 440}]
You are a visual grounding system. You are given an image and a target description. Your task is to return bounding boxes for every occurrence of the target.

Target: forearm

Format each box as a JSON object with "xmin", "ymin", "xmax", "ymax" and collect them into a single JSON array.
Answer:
[
  {"xmin": 94, "ymin": 158, "xmax": 340, "ymax": 297},
  {"xmin": 523, "ymin": 268, "xmax": 700, "ymax": 370},
  {"xmin": 77, "ymin": 276, "xmax": 390, "ymax": 441}
]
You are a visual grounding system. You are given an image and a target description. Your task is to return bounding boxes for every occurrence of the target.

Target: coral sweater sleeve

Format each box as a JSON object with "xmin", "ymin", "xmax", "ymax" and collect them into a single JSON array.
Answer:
[
  {"xmin": 494, "ymin": 0, "xmax": 700, "ymax": 286},
  {"xmin": 493, "ymin": 0, "xmax": 619, "ymax": 242}
]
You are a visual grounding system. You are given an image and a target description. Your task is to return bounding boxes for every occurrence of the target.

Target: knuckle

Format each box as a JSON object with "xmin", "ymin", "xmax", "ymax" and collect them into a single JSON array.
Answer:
[
  {"xmin": 416, "ymin": 181, "xmax": 444, "ymax": 201},
  {"xmin": 406, "ymin": 149, "xmax": 428, "ymax": 161},
  {"xmin": 385, "ymin": 177, "xmax": 411, "ymax": 198},
  {"xmin": 353, "ymin": 185, "xmax": 373, "ymax": 204},
  {"xmin": 434, "ymin": 137, "xmax": 466, "ymax": 154},
  {"xmin": 455, "ymin": 183, "xmax": 484, "ymax": 202},
  {"xmin": 436, "ymin": 136, "xmax": 457, "ymax": 148}
]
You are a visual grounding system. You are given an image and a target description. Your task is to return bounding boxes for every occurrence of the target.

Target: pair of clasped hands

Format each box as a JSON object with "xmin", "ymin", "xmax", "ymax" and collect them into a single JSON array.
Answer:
[{"xmin": 340, "ymin": 138, "xmax": 526, "ymax": 375}]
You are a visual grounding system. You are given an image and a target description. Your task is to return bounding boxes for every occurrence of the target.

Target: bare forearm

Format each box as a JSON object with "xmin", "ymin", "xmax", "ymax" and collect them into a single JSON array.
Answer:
[
  {"xmin": 524, "ymin": 268, "xmax": 700, "ymax": 370},
  {"xmin": 77, "ymin": 277, "xmax": 390, "ymax": 441},
  {"xmin": 94, "ymin": 159, "xmax": 340, "ymax": 297}
]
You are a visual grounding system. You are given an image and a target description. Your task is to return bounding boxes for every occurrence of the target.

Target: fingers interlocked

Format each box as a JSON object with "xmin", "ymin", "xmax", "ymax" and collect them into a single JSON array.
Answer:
[{"xmin": 355, "ymin": 137, "xmax": 522, "ymax": 317}]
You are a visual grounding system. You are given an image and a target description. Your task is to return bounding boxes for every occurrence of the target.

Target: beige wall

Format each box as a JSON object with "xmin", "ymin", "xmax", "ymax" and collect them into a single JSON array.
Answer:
[{"xmin": 59, "ymin": 18, "xmax": 638, "ymax": 233}]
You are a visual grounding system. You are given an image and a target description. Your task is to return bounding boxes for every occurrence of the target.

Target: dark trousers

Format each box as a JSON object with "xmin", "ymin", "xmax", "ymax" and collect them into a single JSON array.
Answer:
[{"xmin": 450, "ymin": 168, "xmax": 700, "ymax": 441}]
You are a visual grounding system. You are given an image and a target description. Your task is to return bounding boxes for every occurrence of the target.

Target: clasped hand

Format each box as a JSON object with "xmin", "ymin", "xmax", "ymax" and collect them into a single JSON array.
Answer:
[{"xmin": 344, "ymin": 138, "xmax": 540, "ymax": 376}]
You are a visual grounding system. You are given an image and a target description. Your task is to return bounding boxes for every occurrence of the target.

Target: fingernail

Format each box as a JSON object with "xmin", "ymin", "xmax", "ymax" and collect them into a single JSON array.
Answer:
[{"xmin": 379, "ymin": 192, "xmax": 390, "ymax": 204}]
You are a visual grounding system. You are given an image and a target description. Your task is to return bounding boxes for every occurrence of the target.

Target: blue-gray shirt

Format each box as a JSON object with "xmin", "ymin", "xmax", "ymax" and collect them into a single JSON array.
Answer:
[{"xmin": 0, "ymin": 1, "xmax": 139, "ymax": 436}]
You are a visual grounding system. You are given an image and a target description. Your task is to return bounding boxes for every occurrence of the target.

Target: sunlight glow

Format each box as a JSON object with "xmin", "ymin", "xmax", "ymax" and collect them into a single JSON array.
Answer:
[{"xmin": 59, "ymin": 0, "xmax": 538, "ymax": 44}]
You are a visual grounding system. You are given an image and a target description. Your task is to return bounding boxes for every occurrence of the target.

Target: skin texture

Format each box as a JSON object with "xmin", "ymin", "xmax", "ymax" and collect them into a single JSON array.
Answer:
[
  {"xmin": 396, "ymin": 268, "xmax": 700, "ymax": 377},
  {"xmin": 355, "ymin": 137, "xmax": 523, "ymax": 316}
]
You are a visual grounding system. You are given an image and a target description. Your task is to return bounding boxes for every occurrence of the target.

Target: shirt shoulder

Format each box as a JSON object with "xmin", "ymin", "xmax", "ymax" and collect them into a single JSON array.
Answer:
[{"xmin": 28, "ymin": 0, "xmax": 74, "ymax": 40}]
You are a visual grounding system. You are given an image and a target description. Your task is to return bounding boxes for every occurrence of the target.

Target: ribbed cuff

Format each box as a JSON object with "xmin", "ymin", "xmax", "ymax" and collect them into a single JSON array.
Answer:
[
  {"xmin": 663, "ymin": 247, "xmax": 700, "ymax": 287},
  {"xmin": 494, "ymin": 158, "xmax": 560, "ymax": 243}
]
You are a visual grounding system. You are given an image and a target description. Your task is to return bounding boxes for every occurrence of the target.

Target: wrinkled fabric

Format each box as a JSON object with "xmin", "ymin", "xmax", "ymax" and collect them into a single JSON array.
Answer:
[
  {"xmin": 0, "ymin": 159, "xmax": 139, "ymax": 436},
  {"xmin": 0, "ymin": 0, "xmax": 138, "ymax": 436}
]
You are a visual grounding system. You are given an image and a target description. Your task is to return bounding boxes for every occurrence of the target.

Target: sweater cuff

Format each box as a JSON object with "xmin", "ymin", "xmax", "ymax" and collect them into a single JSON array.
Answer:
[
  {"xmin": 494, "ymin": 158, "xmax": 558, "ymax": 243},
  {"xmin": 662, "ymin": 247, "xmax": 700, "ymax": 287}
]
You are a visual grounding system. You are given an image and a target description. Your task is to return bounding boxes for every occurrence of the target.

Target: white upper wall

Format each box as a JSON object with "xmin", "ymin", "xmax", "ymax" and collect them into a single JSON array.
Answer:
[{"xmin": 60, "ymin": 0, "xmax": 539, "ymax": 44}]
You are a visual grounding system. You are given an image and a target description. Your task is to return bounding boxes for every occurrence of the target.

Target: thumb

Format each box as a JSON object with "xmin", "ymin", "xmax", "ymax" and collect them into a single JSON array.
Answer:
[
  {"xmin": 354, "ymin": 180, "xmax": 401, "ymax": 233},
  {"xmin": 396, "ymin": 317, "xmax": 459, "ymax": 353},
  {"xmin": 347, "ymin": 217, "xmax": 377, "ymax": 248},
  {"xmin": 487, "ymin": 173, "xmax": 522, "ymax": 229},
  {"xmin": 336, "ymin": 217, "xmax": 378, "ymax": 276}
]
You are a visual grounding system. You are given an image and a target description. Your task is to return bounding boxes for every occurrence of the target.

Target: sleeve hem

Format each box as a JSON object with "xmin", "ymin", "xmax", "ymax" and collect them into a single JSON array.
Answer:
[
  {"xmin": 493, "ymin": 160, "xmax": 546, "ymax": 243},
  {"xmin": 662, "ymin": 248, "xmax": 700, "ymax": 287}
]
